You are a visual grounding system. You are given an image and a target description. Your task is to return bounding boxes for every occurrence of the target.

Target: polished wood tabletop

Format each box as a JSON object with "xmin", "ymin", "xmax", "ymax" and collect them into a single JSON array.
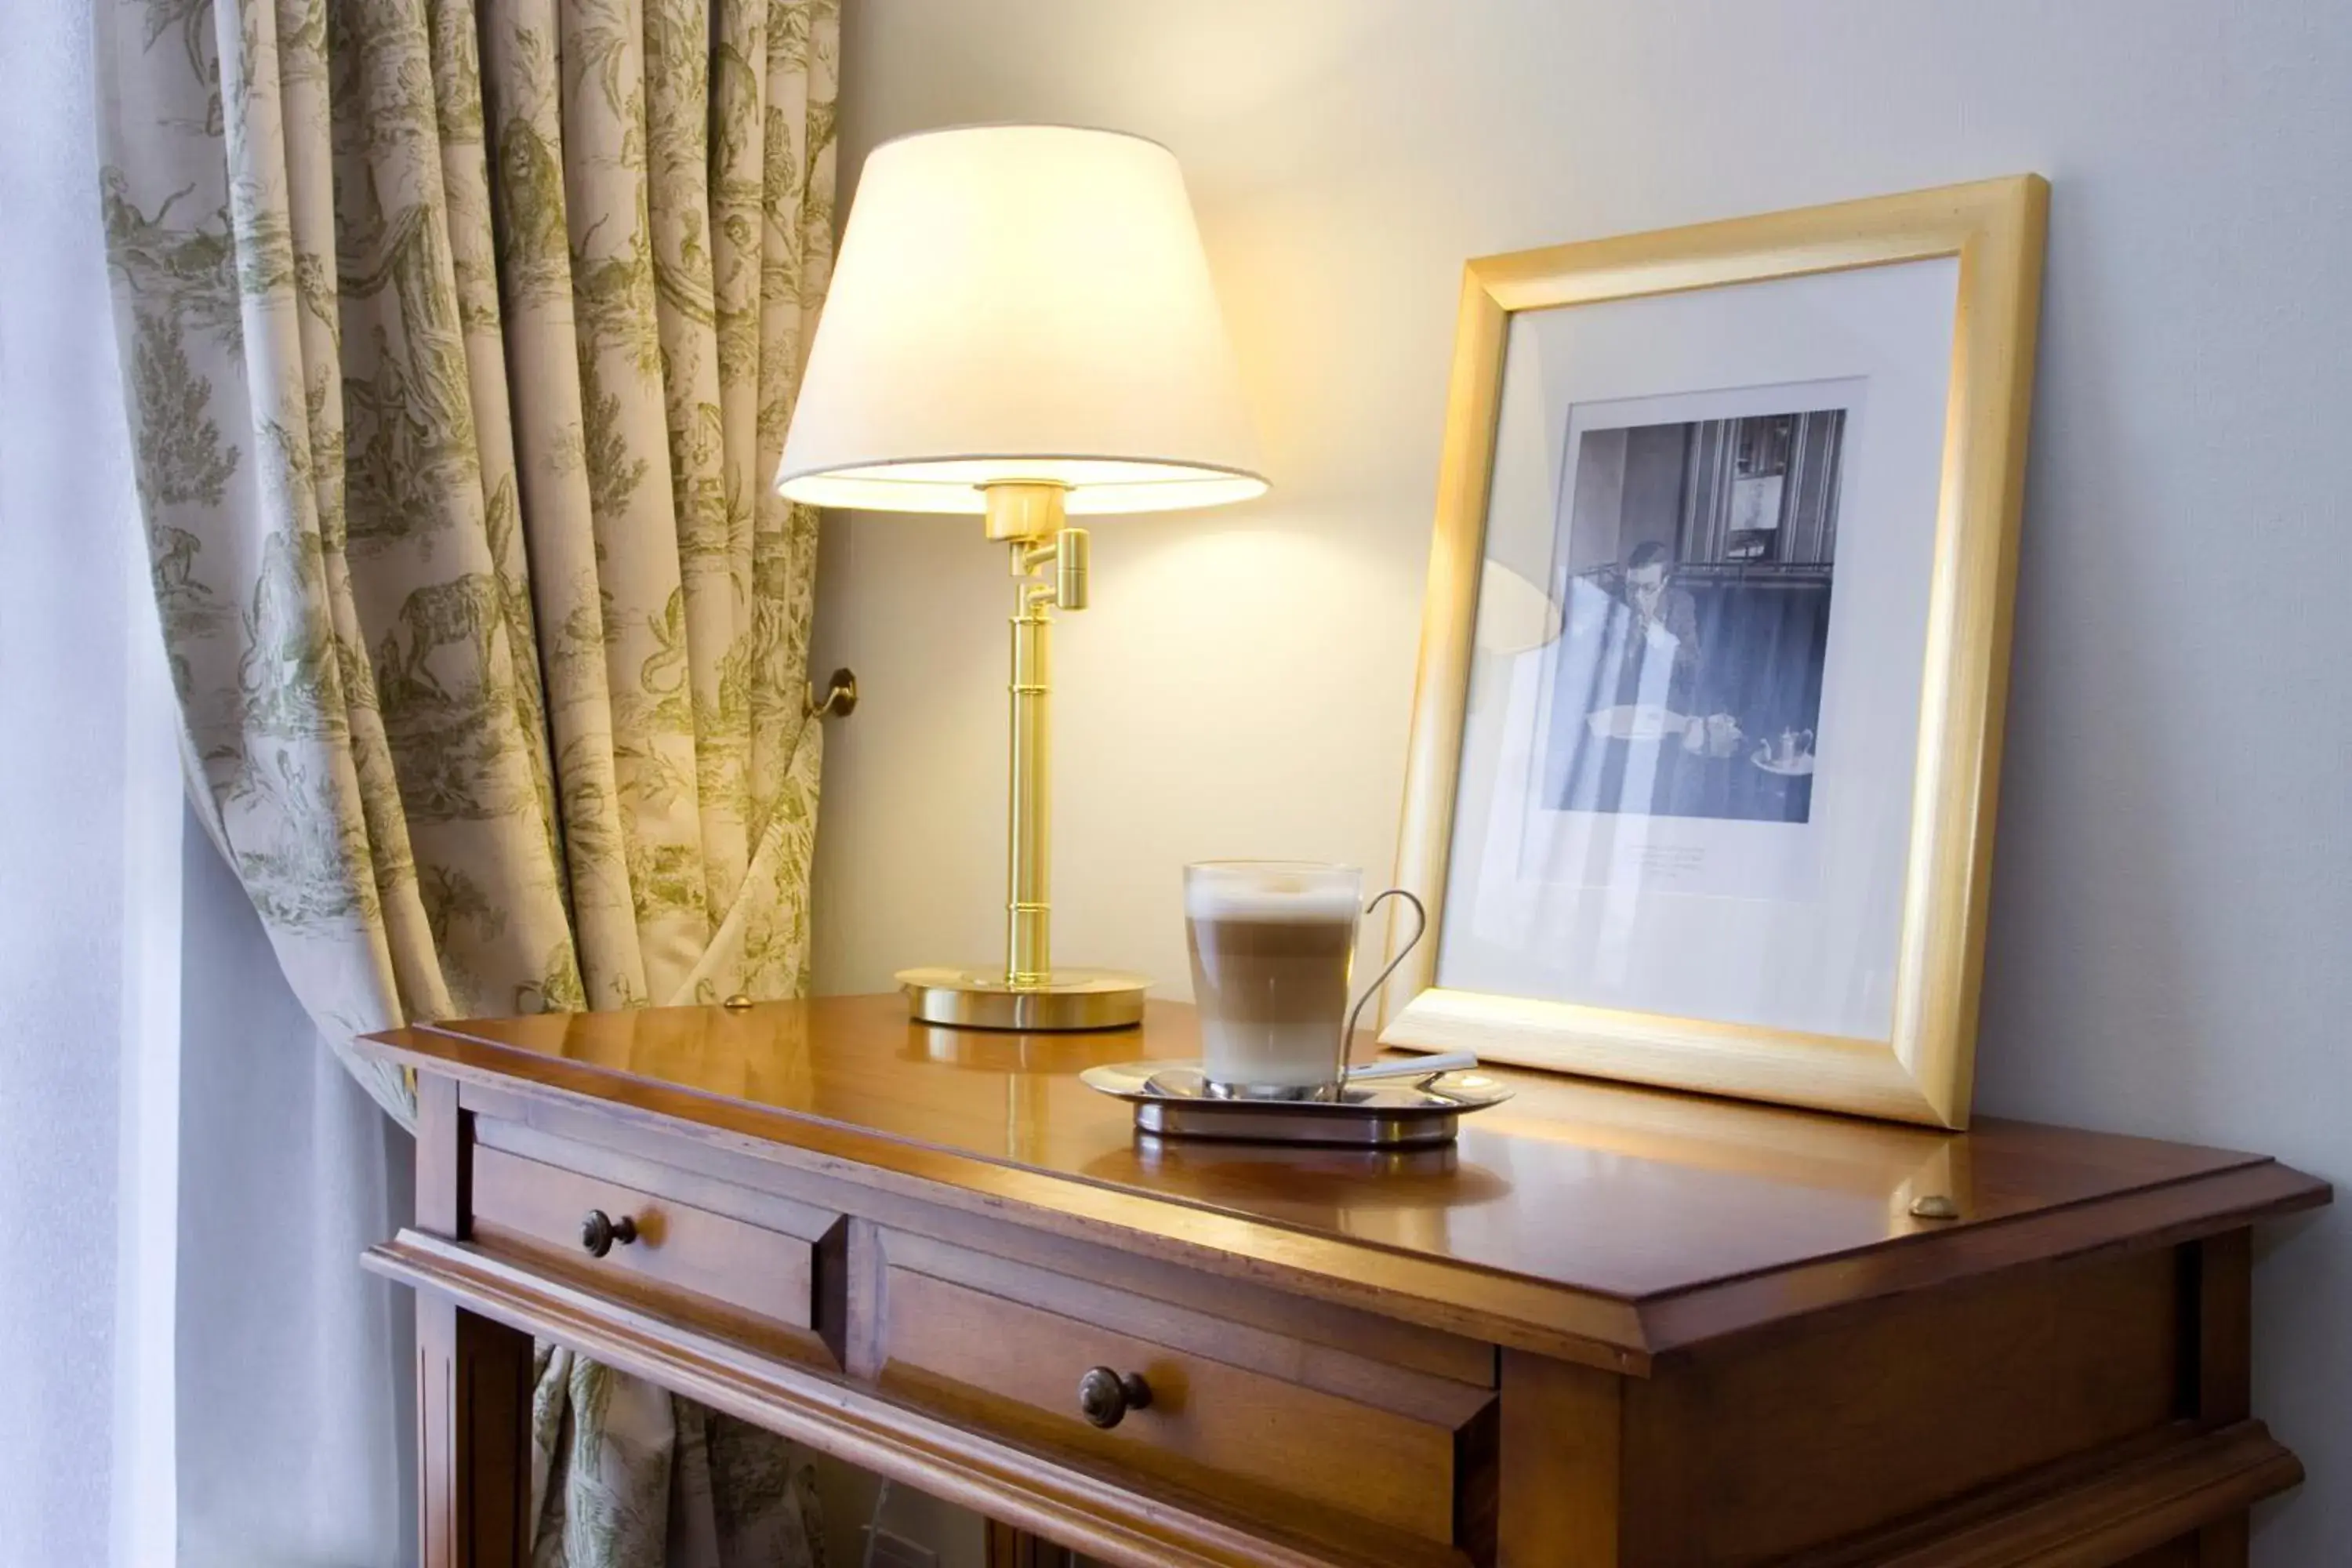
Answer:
[{"xmin": 369, "ymin": 994, "xmax": 2325, "ymax": 1359}]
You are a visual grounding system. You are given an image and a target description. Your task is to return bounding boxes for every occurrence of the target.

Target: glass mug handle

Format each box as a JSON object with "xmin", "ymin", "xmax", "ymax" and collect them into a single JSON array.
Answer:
[{"xmin": 1334, "ymin": 888, "xmax": 1429, "ymax": 1090}]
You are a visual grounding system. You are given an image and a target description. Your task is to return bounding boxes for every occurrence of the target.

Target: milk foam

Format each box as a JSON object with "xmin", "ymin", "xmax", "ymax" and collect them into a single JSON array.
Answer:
[{"xmin": 1183, "ymin": 874, "xmax": 1361, "ymax": 924}]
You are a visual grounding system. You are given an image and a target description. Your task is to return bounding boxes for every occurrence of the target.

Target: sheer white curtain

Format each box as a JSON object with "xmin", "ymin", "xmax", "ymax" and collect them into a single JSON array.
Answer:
[
  {"xmin": 0, "ymin": 4, "xmax": 410, "ymax": 1561},
  {"xmin": 176, "ymin": 829, "xmax": 415, "ymax": 1568},
  {"xmin": 0, "ymin": 5, "xmax": 180, "ymax": 1563}
]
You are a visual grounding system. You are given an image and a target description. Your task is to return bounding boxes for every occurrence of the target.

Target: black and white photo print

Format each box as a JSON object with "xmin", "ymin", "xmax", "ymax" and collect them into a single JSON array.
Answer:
[{"xmin": 1540, "ymin": 405, "xmax": 1845, "ymax": 824}]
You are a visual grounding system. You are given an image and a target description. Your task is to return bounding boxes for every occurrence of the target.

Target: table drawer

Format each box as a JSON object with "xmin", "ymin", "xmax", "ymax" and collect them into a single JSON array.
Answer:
[
  {"xmin": 870, "ymin": 1231, "xmax": 1496, "ymax": 1550},
  {"xmin": 467, "ymin": 1127, "xmax": 840, "ymax": 1359}
]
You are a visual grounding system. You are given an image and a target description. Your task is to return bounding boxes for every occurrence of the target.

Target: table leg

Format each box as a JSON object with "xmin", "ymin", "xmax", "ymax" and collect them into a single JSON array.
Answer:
[
  {"xmin": 984, "ymin": 1520, "xmax": 1078, "ymax": 1567},
  {"xmin": 2191, "ymin": 1231, "xmax": 2254, "ymax": 1568},
  {"xmin": 2194, "ymin": 1514, "xmax": 2250, "ymax": 1567},
  {"xmin": 419, "ymin": 1294, "xmax": 534, "ymax": 1568}
]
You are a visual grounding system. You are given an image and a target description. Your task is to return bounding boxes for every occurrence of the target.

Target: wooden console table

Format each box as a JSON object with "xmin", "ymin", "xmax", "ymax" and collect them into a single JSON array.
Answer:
[{"xmin": 360, "ymin": 997, "xmax": 2326, "ymax": 1567}]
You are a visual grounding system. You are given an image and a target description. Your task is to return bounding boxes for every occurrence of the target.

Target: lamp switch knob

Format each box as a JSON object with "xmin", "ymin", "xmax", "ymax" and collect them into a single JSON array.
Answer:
[{"xmin": 1054, "ymin": 527, "xmax": 1090, "ymax": 611}]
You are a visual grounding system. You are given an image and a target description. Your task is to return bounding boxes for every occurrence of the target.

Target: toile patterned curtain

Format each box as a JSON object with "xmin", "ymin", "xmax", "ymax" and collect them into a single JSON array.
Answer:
[{"xmin": 94, "ymin": 0, "xmax": 839, "ymax": 1559}]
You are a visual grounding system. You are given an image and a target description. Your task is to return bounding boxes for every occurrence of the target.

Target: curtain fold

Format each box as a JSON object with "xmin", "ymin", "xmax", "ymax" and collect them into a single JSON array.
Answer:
[{"xmin": 96, "ymin": 0, "xmax": 838, "ymax": 1559}]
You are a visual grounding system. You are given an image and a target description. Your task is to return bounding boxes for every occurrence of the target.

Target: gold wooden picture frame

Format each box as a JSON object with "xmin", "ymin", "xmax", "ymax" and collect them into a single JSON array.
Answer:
[{"xmin": 1379, "ymin": 176, "xmax": 2049, "ymax": 1129}]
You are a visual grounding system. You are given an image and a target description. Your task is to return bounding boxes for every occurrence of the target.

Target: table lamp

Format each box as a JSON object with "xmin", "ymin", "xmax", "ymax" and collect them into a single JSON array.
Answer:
[{"xmin": 777, "ymin": 125, "xmax": 1267, "ymax": 1030}]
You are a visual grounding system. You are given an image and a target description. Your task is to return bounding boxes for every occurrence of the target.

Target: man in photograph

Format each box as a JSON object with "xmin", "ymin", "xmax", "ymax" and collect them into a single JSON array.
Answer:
[
  {"xmin": 1613, "ymin": 540, "xmax": 1704, "ymax": 714},
  {"xmin": 1544, "ymin": 539, "xmax": 1715, "ymax": 817}
]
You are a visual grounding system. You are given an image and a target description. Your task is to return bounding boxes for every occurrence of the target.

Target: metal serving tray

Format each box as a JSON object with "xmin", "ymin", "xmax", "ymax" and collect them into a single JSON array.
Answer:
[{"xmin": 1078, "ymin": 1060, "xmax": 1513, "ymax": 1149}]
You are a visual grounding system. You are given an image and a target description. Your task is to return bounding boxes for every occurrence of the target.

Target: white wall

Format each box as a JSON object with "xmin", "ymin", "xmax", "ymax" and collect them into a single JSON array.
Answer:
[{"xmin": 813, "ymin": 2, "xmax": 2351, "ymax": 1559}]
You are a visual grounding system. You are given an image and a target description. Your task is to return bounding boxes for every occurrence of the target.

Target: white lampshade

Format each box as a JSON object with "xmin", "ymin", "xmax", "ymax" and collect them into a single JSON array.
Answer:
[{"xmin": 775, "ymin": 125, "xmax": 1267, "ymax": 515}]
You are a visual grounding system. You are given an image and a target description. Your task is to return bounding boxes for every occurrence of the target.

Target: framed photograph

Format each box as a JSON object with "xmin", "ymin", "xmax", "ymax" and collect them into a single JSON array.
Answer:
[{"xmin": 1379, "ymin": 178, "xmax": 2048, "ymax": 1128}]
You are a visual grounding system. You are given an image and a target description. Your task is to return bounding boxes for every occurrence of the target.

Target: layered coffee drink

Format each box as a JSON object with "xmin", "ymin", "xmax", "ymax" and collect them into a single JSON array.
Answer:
[{"xmin": 1185, "ymin": 862, "xmax": 1363, "ymax": 1095}]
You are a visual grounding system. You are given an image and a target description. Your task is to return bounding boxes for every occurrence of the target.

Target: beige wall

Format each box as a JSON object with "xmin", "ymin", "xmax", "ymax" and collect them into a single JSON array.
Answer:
[{"xmin": 813, "ymin": 5, "xmax": 2352, "ymax": 1562}]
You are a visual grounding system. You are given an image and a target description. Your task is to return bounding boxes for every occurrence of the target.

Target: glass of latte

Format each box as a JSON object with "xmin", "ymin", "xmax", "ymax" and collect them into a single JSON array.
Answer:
[{"xmin": 1183, "ymin": 861, "xmax": 1417, "ymax": 1099}]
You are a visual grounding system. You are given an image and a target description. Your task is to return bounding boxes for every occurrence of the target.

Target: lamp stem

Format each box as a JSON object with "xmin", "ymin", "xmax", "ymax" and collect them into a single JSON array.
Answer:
[
  {"xmin": 989, "ymin": 483, "xmax": 1076, "ymax": 990},
  {"xmin": 892, "ymin": 487, "xmax": 1137, "ymax": 1031},
  {"xmin": 1006, "ymin": 556, "xmax": 1054, "ymax": 986}
]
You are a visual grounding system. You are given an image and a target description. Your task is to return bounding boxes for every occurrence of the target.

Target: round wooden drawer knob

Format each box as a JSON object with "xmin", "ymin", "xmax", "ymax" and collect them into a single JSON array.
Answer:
[
  {"xmin": 580, "ymin": 1208, "xmax": 639, "ymax": 1258},
  {"xmin": 1076, "ymin": 1366, "xmax": 1152, "ymax": 1429}
]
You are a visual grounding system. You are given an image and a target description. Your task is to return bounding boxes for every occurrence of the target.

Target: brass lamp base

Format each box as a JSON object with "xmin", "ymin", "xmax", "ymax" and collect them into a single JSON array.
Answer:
[{"xmin": 898, "ymin": 966, "xmax": 1149, "ymax": 1032}]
